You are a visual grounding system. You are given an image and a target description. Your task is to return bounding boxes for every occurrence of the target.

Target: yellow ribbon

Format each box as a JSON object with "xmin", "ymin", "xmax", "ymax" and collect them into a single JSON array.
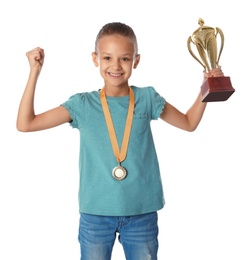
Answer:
[{"xmin": 100, "ymin": 87, "xmax": 134, "ymax": 163}]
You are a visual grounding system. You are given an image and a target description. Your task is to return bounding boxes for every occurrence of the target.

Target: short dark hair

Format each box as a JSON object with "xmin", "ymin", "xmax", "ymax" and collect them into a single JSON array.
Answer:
[{"xmin": 95, "ymin": 22, "xmax": 138, "ymax": 54}]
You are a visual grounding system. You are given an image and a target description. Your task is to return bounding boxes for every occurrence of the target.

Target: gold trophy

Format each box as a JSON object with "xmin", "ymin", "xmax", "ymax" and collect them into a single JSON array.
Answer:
[{"xmin": 187, "ymin": 18, "xmax": 235, "ymax": 102}]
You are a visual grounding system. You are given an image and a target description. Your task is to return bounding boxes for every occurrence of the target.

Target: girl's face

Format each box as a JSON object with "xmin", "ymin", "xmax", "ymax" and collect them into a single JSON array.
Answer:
[{"xmin": 92, "ymin": 34, "xmax": 140, "ymax": 94}]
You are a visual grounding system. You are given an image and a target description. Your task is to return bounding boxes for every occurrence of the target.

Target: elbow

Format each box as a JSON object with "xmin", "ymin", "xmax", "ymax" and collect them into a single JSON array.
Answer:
[
  {"xmin": 183, "ymin": 122, "xmax": 198, "ymax": 132},
  {"xmin": 187, "ymin": 128, "xmax": 196, "ymax": 133},
  {"xmin": 16, "ymin": 125, "xmax": 28, "ymax": 132},
  {"xmin": 186, "ymin": 124, "xmax": 198, "ymax": 132},
  {"xmin": 185, "ymin": 117, "xmax": 201, "ymax": 132},
  {"xmin": 16, "ymin": 121, "xmax": 30, "ymax": 132}
]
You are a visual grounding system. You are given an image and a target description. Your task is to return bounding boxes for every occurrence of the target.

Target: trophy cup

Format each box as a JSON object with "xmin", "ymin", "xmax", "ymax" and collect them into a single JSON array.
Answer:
[{"xmin": 187, "ymin": 18, "xmax": 235, "ymax": 102}]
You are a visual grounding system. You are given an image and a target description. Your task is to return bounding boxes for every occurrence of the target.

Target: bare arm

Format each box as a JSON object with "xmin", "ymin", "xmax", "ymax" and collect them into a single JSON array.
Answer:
[
  {"xmin": 16, "ymin": 47, "xmax": 71, "ymax": 132},
  {"xmin": 160, "ymin": 91, "xmax": 206, "ymax": 132},
  {"xmin": 160, "ymin": 68, "xmax": 224, "ymax": 132}
]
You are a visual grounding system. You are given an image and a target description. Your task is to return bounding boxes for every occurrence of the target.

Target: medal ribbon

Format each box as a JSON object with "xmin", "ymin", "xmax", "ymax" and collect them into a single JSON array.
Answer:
[{"xmin": 100, "ymin": 87, "xmax": 134, "ymax": 163}]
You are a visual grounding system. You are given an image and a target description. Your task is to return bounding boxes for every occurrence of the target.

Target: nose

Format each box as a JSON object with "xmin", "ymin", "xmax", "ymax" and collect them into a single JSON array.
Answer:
[{"xmin": 112, "ymin": 59, "xmax": 121, "ymax": 70}]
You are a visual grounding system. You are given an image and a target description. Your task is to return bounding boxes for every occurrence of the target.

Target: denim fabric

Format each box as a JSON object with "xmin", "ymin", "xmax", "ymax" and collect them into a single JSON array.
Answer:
[{"xmin": 78, "ymin": 211, "xmax": 159, "ymax": 260}]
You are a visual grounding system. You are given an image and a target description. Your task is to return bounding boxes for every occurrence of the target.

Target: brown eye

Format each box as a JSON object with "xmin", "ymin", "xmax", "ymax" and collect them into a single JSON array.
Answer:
[{"xmin": 104, "ymin": 57, "xmax": 111, "ymax": 60}]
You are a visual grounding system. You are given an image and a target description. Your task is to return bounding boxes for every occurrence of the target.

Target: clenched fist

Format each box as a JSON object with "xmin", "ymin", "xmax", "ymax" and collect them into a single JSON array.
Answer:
[{"xmin": 26, "ymin": 47, "xmax": 45, "ymax": 73}]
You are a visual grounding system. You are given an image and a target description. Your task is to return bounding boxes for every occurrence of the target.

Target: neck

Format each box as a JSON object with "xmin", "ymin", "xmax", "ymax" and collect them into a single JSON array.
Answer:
[{"xmin": 103, "ymin": 85, "xmax": 130, "ymax": 97}]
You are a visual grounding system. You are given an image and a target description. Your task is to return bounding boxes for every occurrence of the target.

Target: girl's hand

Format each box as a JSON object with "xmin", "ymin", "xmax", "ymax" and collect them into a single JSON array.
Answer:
[
  {"xmin": 26, "ymin": 47, "xmax": 45, "ymax": 73},
  {"xmin": 203, "ymin": 67, "xmax": 224, "ymax": 84},
  {"xmin": 204, "ymin": 67, "xmax": 224, "ymax": 78}
]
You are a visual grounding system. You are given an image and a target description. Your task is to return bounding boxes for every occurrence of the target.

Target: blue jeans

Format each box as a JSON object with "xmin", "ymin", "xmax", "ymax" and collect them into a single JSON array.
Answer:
[{"xmin": 78, "ymin": 211, "xmax": 159, "ymax": 260}]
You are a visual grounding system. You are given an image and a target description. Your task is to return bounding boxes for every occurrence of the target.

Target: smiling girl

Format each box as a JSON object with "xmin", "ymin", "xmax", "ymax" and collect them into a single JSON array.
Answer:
[{"xmin": 17, "ymin": 22, "xmax": 224, "ymax": 260}]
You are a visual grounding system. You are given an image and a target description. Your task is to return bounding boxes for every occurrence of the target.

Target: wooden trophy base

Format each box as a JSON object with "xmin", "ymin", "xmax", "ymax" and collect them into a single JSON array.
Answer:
[{"xmin": 201, "ymin": 76, "xmax": 235, "ymax": 102}]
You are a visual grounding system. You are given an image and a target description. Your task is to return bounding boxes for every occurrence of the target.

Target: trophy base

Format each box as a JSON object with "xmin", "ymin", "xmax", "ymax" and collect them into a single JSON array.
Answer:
[{"xmin": 201, "ymin": 76, "xmax": 235, "ymax": 102}]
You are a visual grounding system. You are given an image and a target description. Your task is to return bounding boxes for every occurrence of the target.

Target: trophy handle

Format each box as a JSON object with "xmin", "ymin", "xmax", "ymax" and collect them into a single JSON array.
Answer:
[
  {"xmin": 187, "ymin": 36, "xmax": 206, "ymax": 71},
  {"xmin": 215, "ymin": 27, "xmax": 224, "ymax": 68}
]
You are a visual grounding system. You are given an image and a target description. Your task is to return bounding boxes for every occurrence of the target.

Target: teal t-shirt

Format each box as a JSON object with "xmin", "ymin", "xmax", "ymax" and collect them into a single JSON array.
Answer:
[{"xmin": 61, "ymin": 86, "xmax": 166, "ymax": 216}]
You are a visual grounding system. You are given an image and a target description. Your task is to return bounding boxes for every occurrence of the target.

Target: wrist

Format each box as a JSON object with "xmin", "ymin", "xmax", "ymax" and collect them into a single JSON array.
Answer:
[{"xmin": 29, "ymin": 67, "xmax": 41, "ymax": 76}]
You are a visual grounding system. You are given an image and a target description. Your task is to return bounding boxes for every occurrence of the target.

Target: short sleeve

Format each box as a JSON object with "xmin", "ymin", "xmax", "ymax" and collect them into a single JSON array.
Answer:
[
  {"xmin": 61, "ymin": 93, "xmax": 87, "ymax": 129},
  {"xmin": 147, "ymin": 87, "xmax": 166, "ymax": 120}
]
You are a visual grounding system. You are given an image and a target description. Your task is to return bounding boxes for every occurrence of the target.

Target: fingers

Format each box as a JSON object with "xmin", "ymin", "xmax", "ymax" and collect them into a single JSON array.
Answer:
[
  {"xmin": 210, "ymin": 68, "xmax": 224, "ymax": 77},
  {"xmin": 26, "ymin": 47, "xmax": 44, "ymax": 61},
  {"xmin": 26, "ymin": 47, "xmax": 45, "ymax": 71},
  {"xmin": 35, "ymin": 48, "xmax": 44, "ymax": 61},
  {"xmin": 204, "ymin": 67, "xmax": 224, "ymax": 78}
]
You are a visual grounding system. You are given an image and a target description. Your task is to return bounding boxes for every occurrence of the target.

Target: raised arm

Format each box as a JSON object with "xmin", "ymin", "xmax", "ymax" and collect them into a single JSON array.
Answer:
[
  {"xmin": 160, "ymin": 68, "xmax": 224, "ymax": 132},
  {"xmin": 16, "ymin": 47, "xmax": 71, "ymax": 132}
]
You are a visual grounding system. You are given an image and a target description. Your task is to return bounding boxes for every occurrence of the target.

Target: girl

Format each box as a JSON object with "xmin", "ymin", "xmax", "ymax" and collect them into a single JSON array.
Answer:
[{"xmin": 17, "ymin": 22, "xmax": 223, "ymax": 260}]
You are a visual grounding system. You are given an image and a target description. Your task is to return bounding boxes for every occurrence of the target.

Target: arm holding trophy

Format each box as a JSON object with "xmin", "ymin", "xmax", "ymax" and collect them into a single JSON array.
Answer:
[{"xmin": 188, "ymin": 18, "xmax": 235, "ymax": 102}]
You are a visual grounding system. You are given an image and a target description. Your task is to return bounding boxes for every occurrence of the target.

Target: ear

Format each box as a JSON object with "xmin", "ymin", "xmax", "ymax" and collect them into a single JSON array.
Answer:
[
  {"xmin": 92, "ymin": 52, "xmax": 99, "ymax": 67},
  {"xmin": 133, "ymin": 54, "xmax": 140, "ymax": 69}
]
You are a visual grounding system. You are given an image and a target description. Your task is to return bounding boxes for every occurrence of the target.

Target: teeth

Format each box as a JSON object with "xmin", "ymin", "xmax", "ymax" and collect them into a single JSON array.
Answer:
[{"xmin": 109, "ymin": 73, "xmax": 121, "ymax": 77}]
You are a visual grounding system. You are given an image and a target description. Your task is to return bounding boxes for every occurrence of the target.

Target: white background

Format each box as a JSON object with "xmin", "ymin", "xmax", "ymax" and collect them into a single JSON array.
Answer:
[{"xmin": 1, "ymin": 0, "xmax": 241, "ymax": 259}]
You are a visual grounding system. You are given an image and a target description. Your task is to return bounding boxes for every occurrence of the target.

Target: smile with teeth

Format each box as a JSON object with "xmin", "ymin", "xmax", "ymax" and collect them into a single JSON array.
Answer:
[{"xmin": 108, "ymin": 72, "xmax": 123, "ymax": 77}]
